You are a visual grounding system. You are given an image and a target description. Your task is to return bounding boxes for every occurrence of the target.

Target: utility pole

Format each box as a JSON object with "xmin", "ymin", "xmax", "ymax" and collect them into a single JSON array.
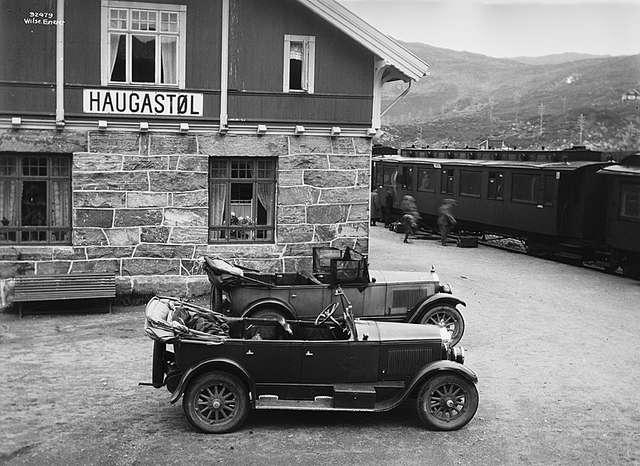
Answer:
[
  {"xmin": 514, "ymin": 90, "xmax": 521, "ymax": 125},
  {"xmin": 562, "ymin": 96, "xmax": 567, "ymax": 122},
  {"xmin": 578, "ymin": 113, "xmax": 585, "ymax": 144},
  {"xmin": 488, "ymin": 97, "xmax": 494, "ymax": 123},
  {"xmin": 538, "ymin": 102, "xmax": 544, "ymax": 135}
]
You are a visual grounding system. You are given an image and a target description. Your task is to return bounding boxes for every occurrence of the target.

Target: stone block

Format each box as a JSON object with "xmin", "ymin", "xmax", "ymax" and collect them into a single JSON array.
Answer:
[
  {"xmin": 194, "ymin": 244, "xmax": 284, "ymax": 259},
  {"xmin": 180, "ymin": 259, "xmax": 199, "ymax": 276},
  {"xmin": 284, "ymin": 242, "xmax": 330, "ymax": 257},
  {"xmin": 150, "ymin": 133, "xmax": 198, "ymax": 155},
  {"xmin": 176, "ymin": 155, "xmax": 209, "ymax": 172},
  {"xmin": 328, "ymin": 154, "xmax": 370, "ymax": 170},
  {"xmin": 88, "ymin": 131, "xmax": 139, "ymax": 154},
  {"xmin": 0, "ymin": 247, "xmax": 53, "ymax": 261},
  {"xmin": 163, "ymin": 208, "xmax": 208, "ymax": 227},
  {"xmin": 74, "ymin": 209, "xmax": 114, "ymax": 228},
  {"xmin": 73, "ymin": 228, "xmax": 109, "ymax": 246},
  {"xmin": 122, "ymin": 156, "xmax": 169, "ymax": 171},
  {"xmin": 356, "ymin": 169, "xmax": 370, "ymax": 186},
  {"xmin": 330, "ymin": 238, "xmax": 357, "ymax": 251},
  {"xmin": 115, "ymin": 277, "xmax": 133, "ymax": 295},
  {"xmin": 186, "ymin": 276, "xmax": 210, "ymax": 296},
  {"xmin": 278, "ymin": 170, "xmax": 304, "ymax": 187},
  {"xmin": 36, "ymin": 261, "xmax": 71, "ymax": 275},
  {"xmin": 277, "ymin": 224, "xmax": 314, "ymax": 243},
  {"xmin": 74, "ymin": 192, "xmax": 126, "ymax": 209},
  {"xmin": 307, "ymin": 205, "xmax": 349, "ymax": 224},
  {"xmin": 169, "ymin": 227, "xmax": 208, "ymax": 244},
  {"xmin": 319, "ymin": 187, "xmax": 369, "ymax": 204},
  {"xmin": 122, "ymin": 258, "xmax": 181, "ymax": 276},
  {"xmin": 86, "ymin": 247, "xmax": 135, "ymax": 259},
  {"xmin": 283, "ymin": 256, "xmax": 313, "ymax": 273},
  {"xmin": 277, "ymin": 205, "xmax": 306, "ymax": 224},
  {"xmin": 114, "ymin": 209, "xmax": 163, "ymax": 227},
  {"xmin": 277, "ymin": 186, "xmax": 320, "ymax": 206},
  {"xmin": 139, "ymin": 133, "xmax": 150, "ymax": 156},
  {"xmin": 330, "ymin": 137, "xmax": 355, "ymax": 154},
  {"xmin": 134, "ymin": 244, "xmax": 195, "ymax": 258},
  {"xmin": 0, "ymin": 261, "xmax": 35, "ymax": 279},
  {"xmin": 336, "ymin": 222, "xmax": 368, "ymax": 238},
  {"xmin": 0, "ymin": 248, "xmax": 20, "ymax": 261},
  {"xmin": 127, "ymin": 192, "xmax": 170, "ymax": 208},
  {"xmin": 169, "ymin": 156, "xmax": 179, "ymax": 170},
  {"xmin": 234, "ymin": 259, "xmax": 282, "ymax": 273},
  {"xmin": 353, "ymin": 137, "xmax": 373, "ymax": 154},
  {"xmin": 141, "ymin": 227, "xmax": 170, "ymax": 243},
  {"xmin": 70, "ymin": 259, "xmax": 121, "ymax": 274},
  {"xmin": 0, "ymin": 129, "xmax": 86, "ymax": 153},
  {"xmin": 73, "ymin": 153, "xmax": 123, "ymax": 172},
  {"xmin": 348, "ymin": 203, "xmax": 369, "ymax": 221},
  {"xmin": 199, "ymin": 134, "xmax": 287, "ymax": 158},
  {"xmin": 52, "ymin": 247, "xmax": 87, "ymax": 260},
  {"xmin": 104, "ymin": 228, "xmax": 140, "ymax": 246},
  {"xmin": 288, "ymin": 136, "xmax": 332, "ymax": 154},
  {"xmin": 304, "ymin": 170, "xmax": 356, "ymax": 188},
  {"xmin": 172, "ymin": 190, "xmax": 208, "ymax": 207},
  {"xmin": 314, "ymin": 225, "xmax": 337, "ymax": 242},
  {"xmin": 354, "ymin": 237, "xmax": 369, "ymax": 254},
  {"xmin": 130, "ymin": 275, "xmax": 188, "ymax": 296},
  {"xmin": 148, "ymin": 171, "xmax": 207, "ymax": 191},
  {"xmin": 278, "ymin": 154, "xmax": 329, "ymax": 171},
  {"xmin": 73, "ymin": 172, "xmax": 148, "ymax": 191}
]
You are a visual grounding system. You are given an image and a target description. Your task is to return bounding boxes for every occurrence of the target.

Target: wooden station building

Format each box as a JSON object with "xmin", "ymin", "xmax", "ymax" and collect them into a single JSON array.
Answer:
[{"xmin": 0, "ymin": 0, "xmax": 429, "ymax": 301}]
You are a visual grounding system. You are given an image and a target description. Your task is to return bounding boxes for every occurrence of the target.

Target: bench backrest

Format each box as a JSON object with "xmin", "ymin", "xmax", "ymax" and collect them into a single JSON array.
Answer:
[{"xmin": 13, "ymin": 273, "xmax": 116, "ymax": 302}]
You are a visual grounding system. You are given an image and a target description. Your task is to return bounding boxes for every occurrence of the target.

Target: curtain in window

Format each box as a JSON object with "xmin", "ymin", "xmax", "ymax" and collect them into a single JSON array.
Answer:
[
  {"xmin": 51, "ymin": 181, "xmax": 70, "ymax": 227},
  {"xmin": 290, "ymin": 42, "xmax": 304, "ymax": 60},
  {"xmin": 110, "ymin": 33, "xmax": 124, "ymax": 80},
  {"xmin": 0, "ymin": 179, "xmax": 18, "ymax": 226},
  {"xmin": 255, "ymin": 183, "xmax": 274, "ymax": 226},
  {"xmin": 161, "ymin": 36, "xmax": 177, "ymax": 84},
  {"xmin": 210, "ymin": 183, "xmax": 227, "ymax": 227}
]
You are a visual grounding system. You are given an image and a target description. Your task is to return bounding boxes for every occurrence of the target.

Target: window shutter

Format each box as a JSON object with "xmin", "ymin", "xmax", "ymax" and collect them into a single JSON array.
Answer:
[
  {"xmin": 305, "ymin": 37, "xmax": 315, "ymax": 94},
  {"xmin": 283, "ymin": 37, "xmax": 291, "ymax": 93}
]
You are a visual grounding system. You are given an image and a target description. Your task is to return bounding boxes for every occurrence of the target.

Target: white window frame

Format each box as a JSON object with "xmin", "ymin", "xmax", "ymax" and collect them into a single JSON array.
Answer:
[
  {"xmin": 283, "ymin": 34, "xmax": 315, "ymax": 94},
  {"xmin": 100, "ymin": 0, "xmax": 187, "ymax": 88}
]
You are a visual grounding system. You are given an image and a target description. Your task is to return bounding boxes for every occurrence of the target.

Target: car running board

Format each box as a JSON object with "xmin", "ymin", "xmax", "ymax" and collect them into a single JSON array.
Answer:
[{"xmin": 255, "ymin": 394, "xmax": 378, "ymax": 412}]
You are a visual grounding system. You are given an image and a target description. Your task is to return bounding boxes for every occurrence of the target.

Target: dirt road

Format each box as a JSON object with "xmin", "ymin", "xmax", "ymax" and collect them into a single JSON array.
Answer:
[{"xmin": 2, "ymin": 226, "xmax": 639, "ymax": 465}]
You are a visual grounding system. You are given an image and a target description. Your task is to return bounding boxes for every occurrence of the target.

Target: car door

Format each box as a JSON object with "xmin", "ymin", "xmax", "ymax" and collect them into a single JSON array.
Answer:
[
  {"xmin": 299, "ymin": 340, "xmax": 351, "ymax": 383},
  {"xmin": 289, "ymin": 285, "xmax": 328, "ymax": 319},
  {"xmin": 241, "ymin": 339, "xmax": 301, "ymax": 383}
]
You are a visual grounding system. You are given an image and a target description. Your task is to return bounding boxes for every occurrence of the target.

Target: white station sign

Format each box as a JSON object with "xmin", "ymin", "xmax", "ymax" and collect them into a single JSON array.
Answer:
[{"xmin": 83, "ymin": 89, "xmax": 203, "ymax": 116}]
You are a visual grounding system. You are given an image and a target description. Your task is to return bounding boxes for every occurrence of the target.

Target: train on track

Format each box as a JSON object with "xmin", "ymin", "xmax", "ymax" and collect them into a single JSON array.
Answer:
[{"xmin": 371, "ymin": 146, "xmax": 640, "ymax": 278}]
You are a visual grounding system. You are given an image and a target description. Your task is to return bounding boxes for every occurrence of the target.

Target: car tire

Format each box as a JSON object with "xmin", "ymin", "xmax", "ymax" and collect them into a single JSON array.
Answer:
[
  {"xmin": 419, "ymin": 304, "xmax": 465, "ymax": 346},
  {"xmin": 416, "ymin": 373, "xmax": 478, "ymax": 431},
  {"xmin": 182, "ymin": 371, "xmax": 249, "ymax": 434}
]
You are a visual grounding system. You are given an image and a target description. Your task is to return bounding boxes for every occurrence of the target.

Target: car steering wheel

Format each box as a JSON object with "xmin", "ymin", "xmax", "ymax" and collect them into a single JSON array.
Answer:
[{"xmin": 315, "ymin": 302, "xmax": 340, "ymax": 326}]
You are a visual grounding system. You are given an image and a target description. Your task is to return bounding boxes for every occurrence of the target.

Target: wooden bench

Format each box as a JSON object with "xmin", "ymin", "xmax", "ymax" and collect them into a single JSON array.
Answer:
[{"xmin": 13, "ymin": 273, "xmax": 116, "ymax": 317}]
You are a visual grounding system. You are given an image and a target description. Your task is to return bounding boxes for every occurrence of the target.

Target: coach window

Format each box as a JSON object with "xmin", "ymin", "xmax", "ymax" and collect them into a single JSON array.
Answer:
[
  {"xmin": 401, "ymin": 166, "xmax": 414, "ymax": 190},
  {"xmin": 543, "ymin": 174, "xmax": 556, "ymax": 206},
  {"xmin": 620, "ymin": 184, "xmax": 640, "ymax": 220},
  {"xmin": 101, "ymin": 1, "xmax": 186, "ymax": 87},
  {"xmin": 209, "ymin": 158, "xmax": 276, "ymax": 243},
  {"xmin": 283, "ymin": 35, "xmax": 315, "ymax": 93},
  {"xmin": 512, "ymin": 173, "xmax": 540, "ymax": 204},
  {"xmin": 440, "ymin": 169, "xmax": 455, "ymax": 194},
  {"xmin": 0, "ymin": 154, "xmax": 71, "ymax": 245},
  {"xmin": 383, "ymin": 166, "xmax": 397, "ymax": 186},
  {"xmin": 417, "ymin": 168, "xmax": 435, "ymax": 192},
  {"xmin": 459, "ymin": 170, "xmax": 481, "ymax": 198},
  {"xmin": 487, "ymin": 171, "xmax": 504, "ymax": 200}
]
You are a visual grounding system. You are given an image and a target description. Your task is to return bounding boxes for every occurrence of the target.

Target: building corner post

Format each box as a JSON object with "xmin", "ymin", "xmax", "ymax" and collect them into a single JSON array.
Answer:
[
  {"xmin": 56, "ymin": 0, "xmax": 65, "ymax": 124},
  {"xmin": 219, "ymin": 0, "xmax": 230, "ymax": 129}
]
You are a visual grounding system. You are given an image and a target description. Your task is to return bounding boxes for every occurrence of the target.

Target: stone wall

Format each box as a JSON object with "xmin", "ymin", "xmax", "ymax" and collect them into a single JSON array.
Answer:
[{"xmin": 0, "ymin": 129, "xmax": 371, "ymax": 302}]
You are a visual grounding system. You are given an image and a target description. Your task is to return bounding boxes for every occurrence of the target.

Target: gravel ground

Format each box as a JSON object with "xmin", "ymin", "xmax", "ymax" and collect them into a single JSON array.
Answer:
[{"xmin": 1, "ymin": 226, "xmax": 639, "ymax": 465}]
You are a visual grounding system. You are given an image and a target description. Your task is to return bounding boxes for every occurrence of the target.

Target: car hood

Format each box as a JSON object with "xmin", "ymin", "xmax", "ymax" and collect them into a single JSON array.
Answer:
[
  {"xmin": 356, "ymin": 320, "xmax": 443, "ymax": 342},
  {"xmin": 369, "ymin": 269, "xmax": 437, "ymax": 284}
]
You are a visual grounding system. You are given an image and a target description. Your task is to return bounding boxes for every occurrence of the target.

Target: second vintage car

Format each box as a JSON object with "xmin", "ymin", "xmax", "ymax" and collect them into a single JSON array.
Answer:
[
  {"xmin": 203, "ymin": 249, "xmax": 467, "ymax": 346},
  {"xmin": 144, "ymin": 289, "xmax": 478, "ymax": 434}
]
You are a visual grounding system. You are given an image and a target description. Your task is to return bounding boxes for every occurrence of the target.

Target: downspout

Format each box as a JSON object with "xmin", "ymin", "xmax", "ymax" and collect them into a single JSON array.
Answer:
[
  {"xmin": 219, "ymin": 0, "xmax": 229, "ymax": 130},
  {"xmin": 56, "ymin": 0, "xmax": 64, "ymax": 124},
  {"xmin": 381, "ymin": 80, "xmax": 411, "ymax": 119}
]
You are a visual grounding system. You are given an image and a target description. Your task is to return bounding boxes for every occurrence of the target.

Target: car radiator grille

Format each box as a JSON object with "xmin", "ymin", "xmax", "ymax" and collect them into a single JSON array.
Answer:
[{"xmin": 386, "ymin": 348, "xmax": 432, "ymax": 377}]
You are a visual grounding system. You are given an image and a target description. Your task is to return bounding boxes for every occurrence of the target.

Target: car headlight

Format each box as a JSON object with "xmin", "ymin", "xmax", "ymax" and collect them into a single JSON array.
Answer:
[
  {"xmin": 452, "ymin": 346, "xmax": 465, "ymax": 364},
  {"xmin": 439, "ymin": 283, "xmax": 452, "ymax": 294}
]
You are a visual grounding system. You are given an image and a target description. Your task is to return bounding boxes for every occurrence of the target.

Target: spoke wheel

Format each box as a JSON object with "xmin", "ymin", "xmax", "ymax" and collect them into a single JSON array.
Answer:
[
  {"xmin": 417, "ymin": 374, "xmax": 478, "ymax": 431},
  {"xmin": 183, "ymin": 372, "xmax": 248, "ymax": 434},
  {"xmin": 419, "ymin": 304, "xmax": 465, "ymax": 346}
]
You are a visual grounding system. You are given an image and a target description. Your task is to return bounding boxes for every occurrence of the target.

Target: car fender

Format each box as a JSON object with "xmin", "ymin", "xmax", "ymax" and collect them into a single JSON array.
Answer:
[
  {"xmin": 242, "ymin": 298, "xmax": 296, "ymax": 319},
  {"xmin": 169, "ymin": 358, "xmax": 255, "ymax": 404},
  {"xmin": 405, "ymin": 360, "xmax": 478, "ymax": 397},
  {"xmin": 408, "ymin": 293, "xmax": 466, "ymax": 323}
]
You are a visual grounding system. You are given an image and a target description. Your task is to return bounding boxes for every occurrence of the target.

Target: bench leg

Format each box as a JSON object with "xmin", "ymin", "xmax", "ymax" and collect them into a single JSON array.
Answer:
[
  {"xmin": 17, "ymin": 302, "xmax": 23, "ymax": 318},
  {"xmin": 107, "ymin": 299, "xmax": 113, "ymax": 314}
]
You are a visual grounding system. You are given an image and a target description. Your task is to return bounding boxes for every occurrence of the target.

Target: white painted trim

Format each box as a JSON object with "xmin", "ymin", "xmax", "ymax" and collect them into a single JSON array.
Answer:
[
  {"xmin": 104, "ymin": 1, "xmax": 185, "ymax": 12},
  {"xmin": 283, "ymin": 35, "xmax": 316, "ymax": 94},
  {"xmin": 282, "ymin": 37, "xmax": 291, "ymax": 93},
  {"xmin": 56, "ymin": 0, "xmax": 65, "ymax": 122},
  {"xmin": 371, "ymin": 58, "xmax": 385, "ymax": 129},
  {"xmin": 219, "ymin": 0, "xmax": 229, "ymax": 127}
]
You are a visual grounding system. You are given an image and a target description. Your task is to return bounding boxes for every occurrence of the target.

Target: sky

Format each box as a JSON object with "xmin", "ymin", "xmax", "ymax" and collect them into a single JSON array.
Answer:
[{"xmin": 339, "ymin": 0, "xmax": 640, "ymax": 57}]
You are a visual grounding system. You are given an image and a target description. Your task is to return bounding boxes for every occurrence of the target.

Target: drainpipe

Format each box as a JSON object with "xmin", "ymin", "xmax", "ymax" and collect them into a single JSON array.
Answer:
[
  {"xmin": 219, "ymin": 0, "xmax": 229, "ymax": 130},
  {"xmin": 56, "ymin": 0, "xmax": 65, "ymax": 125}
]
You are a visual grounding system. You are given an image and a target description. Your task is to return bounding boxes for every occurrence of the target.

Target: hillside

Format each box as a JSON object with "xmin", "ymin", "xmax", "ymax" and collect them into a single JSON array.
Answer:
[
  {"xmin": 510, "ymin": 53, "xmax": 609, "ymax": 66},
  {"xmin": 380, "ymin": 44, "xmax": 640, "ymax": 151}
]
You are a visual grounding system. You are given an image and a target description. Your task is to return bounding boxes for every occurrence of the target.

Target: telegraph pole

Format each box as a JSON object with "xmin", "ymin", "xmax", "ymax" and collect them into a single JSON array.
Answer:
[
  {"xmin": 538, "ymin": 103, "xmax": 544, "ymax": 135},
  {"xmin": 578, "ymin": 113, "xmax": 585, "ymax": 144},
  {"xmin": 562, "ymin": 96, "xmax": 567, "ymax": 122}
]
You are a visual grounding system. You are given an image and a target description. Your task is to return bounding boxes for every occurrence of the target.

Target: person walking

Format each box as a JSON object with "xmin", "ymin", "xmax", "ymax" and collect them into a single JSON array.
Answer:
[
  {"xmin": 400, "ymin": 195, "xmax": 421, "ymax": 243},
  {"xmin": 370, "ymin": 187, "xmax": 382, "ymax": 226},
  {"xmin": 437, "ymin": 199, "xmax": 457, "ymax": 246}
]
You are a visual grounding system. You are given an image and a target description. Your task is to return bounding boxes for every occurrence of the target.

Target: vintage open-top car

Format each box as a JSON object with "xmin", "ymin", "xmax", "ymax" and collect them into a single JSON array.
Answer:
[
  {"xmin": 203, "ymin": 248, "xmax": 467, "ymax": 346},
  {"xmin": 143, "ymin": 291, "xmax": 479, "ymax": 434}
]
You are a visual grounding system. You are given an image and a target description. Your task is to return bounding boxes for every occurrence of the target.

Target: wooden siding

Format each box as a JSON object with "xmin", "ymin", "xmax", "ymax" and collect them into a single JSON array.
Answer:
[{"xmin": 0, "ymin": 0, "xmax": 56, "ymax": 115}]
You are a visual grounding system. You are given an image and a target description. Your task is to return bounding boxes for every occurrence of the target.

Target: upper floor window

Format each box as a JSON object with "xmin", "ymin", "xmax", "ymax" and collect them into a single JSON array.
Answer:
[
  {"xmin": 283, "ymin": 35, "xmax": 315, "ymax": 93},
  {"xmin": 620, "ymin": 184, "xmax": 640, "ymax": 220},
  {"xmin": 101, "ymin": 1, "xmax": 186, "ymax": 87},
  {"xmin": 0, "ymin": 154, "xmax": 71, "ymax": 245},
  {"xmin": 209, "ymin": 158, "xmax": 276, "ymax": 243}
]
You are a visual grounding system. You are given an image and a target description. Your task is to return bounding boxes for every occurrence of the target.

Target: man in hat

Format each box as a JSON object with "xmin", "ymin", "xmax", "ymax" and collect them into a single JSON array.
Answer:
[{"xmin": 437, "ymin": 199, "xmax": 457, "ymax": 246}]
